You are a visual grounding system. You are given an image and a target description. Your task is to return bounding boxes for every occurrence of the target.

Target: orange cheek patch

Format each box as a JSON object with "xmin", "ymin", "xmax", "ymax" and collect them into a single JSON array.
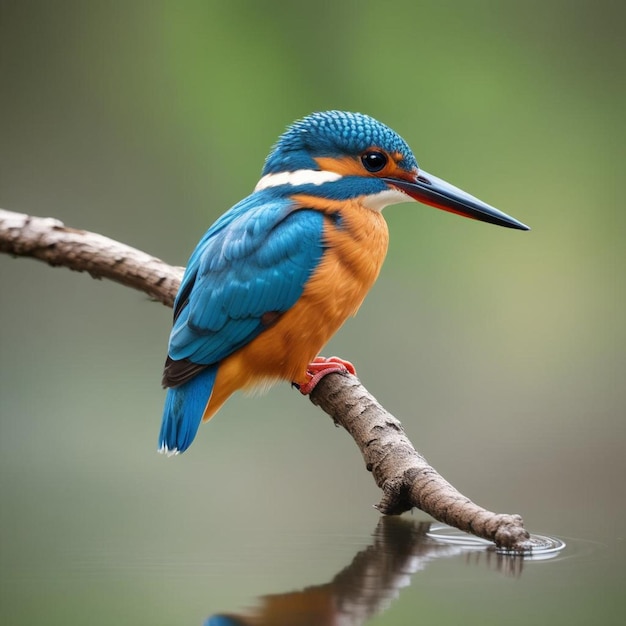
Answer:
[
  {"xmin": 389, "ymin": 152, "xmax": 418, "ymax": 182},
  {"xmin": 314, "ymin": 156, "xmax": 364, "ymax": 177}
]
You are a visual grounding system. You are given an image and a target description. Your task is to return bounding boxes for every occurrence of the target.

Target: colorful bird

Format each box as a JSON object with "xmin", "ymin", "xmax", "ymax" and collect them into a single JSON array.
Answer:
[{"xmin": 158, "ymin": 111, "xmax": 528, "ymax": 455}]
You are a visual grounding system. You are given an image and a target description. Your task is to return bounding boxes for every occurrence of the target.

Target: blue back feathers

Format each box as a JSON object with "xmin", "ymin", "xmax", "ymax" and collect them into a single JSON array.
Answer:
[
  {"xmin": 159, "ymin": 196, "xmax": 324, "ymax": 453},
  {"xmin": 262, "ymin": 110, "xmax": 418, "ymax": 174},
  {"xmin": 168, "ymin": 195, "xmax": 324, "ymax": 365}
]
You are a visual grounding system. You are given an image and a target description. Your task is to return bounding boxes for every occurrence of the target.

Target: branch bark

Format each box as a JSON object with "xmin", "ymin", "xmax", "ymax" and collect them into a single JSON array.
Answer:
[
  {"xmin": 0, "ymin": 208, "xmax": 183, "ymax": 306},
  {"xmin": 0, "ymin": 208, "xmax": 532, "ymax": 550}
]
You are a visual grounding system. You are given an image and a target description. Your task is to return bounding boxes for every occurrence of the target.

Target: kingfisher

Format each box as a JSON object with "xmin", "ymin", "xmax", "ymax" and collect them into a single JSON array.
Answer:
[{"xmin": 158, "ymin": 111, "xmax": 528, "ymax": 455}]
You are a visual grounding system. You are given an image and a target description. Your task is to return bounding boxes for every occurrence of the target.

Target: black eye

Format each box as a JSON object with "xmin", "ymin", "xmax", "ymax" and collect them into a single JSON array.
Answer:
[{"xmin": 361, "ymin": 151, "xmax": 388, "ymax": 172}]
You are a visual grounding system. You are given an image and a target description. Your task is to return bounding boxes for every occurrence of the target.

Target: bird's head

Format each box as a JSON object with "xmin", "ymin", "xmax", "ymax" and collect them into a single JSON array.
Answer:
[{"xmin": 256, "ymin": 111, "xmax": 529, "ymax": 230}]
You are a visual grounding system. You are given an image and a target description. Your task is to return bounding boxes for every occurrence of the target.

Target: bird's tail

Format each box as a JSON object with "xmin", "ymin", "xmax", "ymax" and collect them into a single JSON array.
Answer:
[{"xmin": 158, "ymin": 365, "xmax": 218, "ymax": 456}]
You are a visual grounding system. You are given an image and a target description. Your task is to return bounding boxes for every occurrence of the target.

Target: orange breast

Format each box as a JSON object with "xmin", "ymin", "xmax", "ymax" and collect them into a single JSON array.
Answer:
[{"xmin": 203, "ymin": 197, "xmax": 389, "ymax": 420}]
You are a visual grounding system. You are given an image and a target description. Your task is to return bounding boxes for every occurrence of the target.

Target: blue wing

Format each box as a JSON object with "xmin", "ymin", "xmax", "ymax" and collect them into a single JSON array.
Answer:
[{"xmin": 167, "ymin": 192, "xmax": 325, "ymax": 369}]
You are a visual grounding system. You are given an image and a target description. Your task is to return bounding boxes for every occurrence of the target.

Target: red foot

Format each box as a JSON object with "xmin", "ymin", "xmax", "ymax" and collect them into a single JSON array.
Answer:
[{"xmin": 295, "ymin": 356, "xmax": 357, "ymax": 395}]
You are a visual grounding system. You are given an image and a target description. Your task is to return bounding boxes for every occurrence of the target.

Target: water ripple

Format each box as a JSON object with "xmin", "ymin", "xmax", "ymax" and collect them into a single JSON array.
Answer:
[{"xmin": 426, "ymin": 523, "xmax": 566, "ymax": 560}]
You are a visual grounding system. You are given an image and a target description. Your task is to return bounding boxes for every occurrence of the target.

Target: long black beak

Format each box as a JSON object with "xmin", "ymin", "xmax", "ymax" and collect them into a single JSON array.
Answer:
[{"xmin": 384, "ymin": 170, "xmax": 530, "ymax": 230}]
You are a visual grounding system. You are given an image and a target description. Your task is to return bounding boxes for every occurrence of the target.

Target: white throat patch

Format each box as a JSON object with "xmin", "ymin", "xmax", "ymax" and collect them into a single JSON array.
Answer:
[
  {"xmin": 361, "ymin": 187, "xmax": 415, "ymax": 212},
  {"xmin": 254, "ymin": 169, "xmax": 342, "ymax": 192}
]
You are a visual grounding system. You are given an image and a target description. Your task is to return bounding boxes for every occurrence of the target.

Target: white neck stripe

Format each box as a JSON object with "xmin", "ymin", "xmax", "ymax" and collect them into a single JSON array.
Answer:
[{"xmin": 254, "ymin": 169, "xmax": 342, "ymax": 192}]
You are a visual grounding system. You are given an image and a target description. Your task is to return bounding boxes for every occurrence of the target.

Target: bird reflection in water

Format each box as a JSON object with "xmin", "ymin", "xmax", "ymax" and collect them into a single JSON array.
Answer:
[{"xmin": 204, "ymin": 517, "xmax": 527, "ymax": 626}]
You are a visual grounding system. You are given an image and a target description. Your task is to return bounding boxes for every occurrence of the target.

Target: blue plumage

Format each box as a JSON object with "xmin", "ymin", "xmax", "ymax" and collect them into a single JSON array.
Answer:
[
  {"xmin": 168, "ymin": 195, "xmax": 325, "ymax": 365},
  {"xmin": 263, "ymin": 110, "xmax": 418, "ymax": 174},
  {"xmin": 159, "ymin": 365, "xmax": 218, "ymax": 454},
  {"xmin": 159, "ymin": 194, "xmax": 325, "ymax": 452}
]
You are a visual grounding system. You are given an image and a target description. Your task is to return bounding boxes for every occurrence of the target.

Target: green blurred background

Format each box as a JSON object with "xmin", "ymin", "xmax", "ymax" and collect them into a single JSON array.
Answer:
[{"xmin": 1, "ymin": 1, "xmax": 624, "ymax": 624}]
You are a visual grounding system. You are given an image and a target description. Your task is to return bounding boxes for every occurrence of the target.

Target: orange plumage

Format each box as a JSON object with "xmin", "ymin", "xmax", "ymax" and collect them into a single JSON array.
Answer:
[{"xmin": 204, "ymin": 197, "xmax": 388, "ymax": 421}]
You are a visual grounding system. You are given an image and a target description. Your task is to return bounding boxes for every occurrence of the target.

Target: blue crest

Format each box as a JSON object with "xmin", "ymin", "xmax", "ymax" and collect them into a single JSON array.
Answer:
[{"xmin": 262, "ymin": 111, "xmax": 419, "ymax": 174}]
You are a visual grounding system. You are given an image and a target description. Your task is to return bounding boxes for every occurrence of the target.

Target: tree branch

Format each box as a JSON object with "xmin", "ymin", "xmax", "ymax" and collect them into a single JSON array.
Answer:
[
  {"xmin": 0, "ymin": 208, "xmax": 531, "ymax": 550},
  {"xmin": 309, "ymin": 375, "xmax": 530, "ymax": 549},
  {"xmin": 0, "ymin": 208, "xmax": 183, "ymax": 306}
]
